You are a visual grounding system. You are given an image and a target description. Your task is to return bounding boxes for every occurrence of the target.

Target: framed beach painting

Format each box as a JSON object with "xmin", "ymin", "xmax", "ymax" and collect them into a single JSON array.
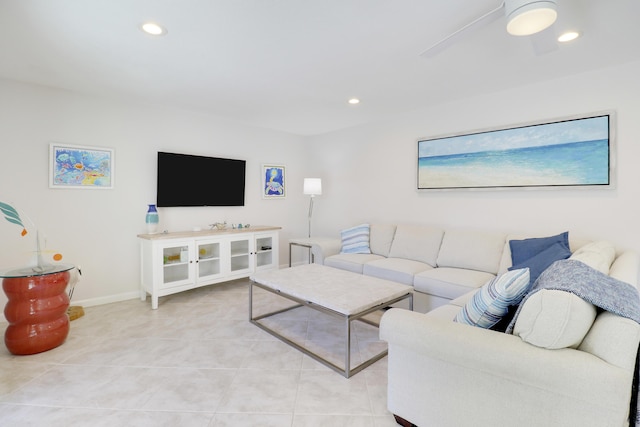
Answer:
[
  {"xmin": 417, "ymin": 112, "xmax": 614, "ymax": 190},
  {"xmin": 262, "ymin": 164, "xmax": 286, "ymax": 198},
  {"xmin": 50, "ymin": 143, "xmax": 114, "ymax": 189}
]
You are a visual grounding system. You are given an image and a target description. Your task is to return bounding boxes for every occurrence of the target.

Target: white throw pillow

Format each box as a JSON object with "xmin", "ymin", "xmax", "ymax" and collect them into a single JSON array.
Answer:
[
  {"xmin": 569, "ymin": 241, "xmax": 616, "ymax": 274},
  {"xmin": 513, "ymin": 289, "xmax": 597, "ymax": 349}
]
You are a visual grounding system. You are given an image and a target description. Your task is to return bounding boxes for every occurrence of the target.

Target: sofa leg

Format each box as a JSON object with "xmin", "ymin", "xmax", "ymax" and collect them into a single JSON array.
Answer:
[{"xmin": 393, "ymin": 414, "xmax": 417, "ymax": 427}]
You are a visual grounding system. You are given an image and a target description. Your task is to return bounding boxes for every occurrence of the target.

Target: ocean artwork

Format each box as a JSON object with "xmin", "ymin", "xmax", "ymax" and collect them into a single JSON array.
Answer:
[
  {"xmin": 417, "ymin": 114, "xmax": 611, "ymax": 189},
  {"xmin": 50, "ymin": 144, "xmax": 114, "ymax": 189}
]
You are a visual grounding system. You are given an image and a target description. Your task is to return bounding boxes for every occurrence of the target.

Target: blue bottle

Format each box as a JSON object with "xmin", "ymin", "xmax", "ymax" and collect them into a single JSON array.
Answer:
[{"xmin": 146, "ymin": 204, "xmax": 159, "ymax": 233}]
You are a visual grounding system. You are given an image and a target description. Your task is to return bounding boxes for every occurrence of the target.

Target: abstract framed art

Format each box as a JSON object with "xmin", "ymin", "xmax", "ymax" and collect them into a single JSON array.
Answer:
[
  {"xmin": 262, "ymin": 164, "xmax": 286, "ymax": 198},
  {"xmin": 417, "ymin": 112, "xmax": 615, "ymax": 190},
  {"xmin": 50, "ymin": 143, "xmax": 114, "ymax": 189}
]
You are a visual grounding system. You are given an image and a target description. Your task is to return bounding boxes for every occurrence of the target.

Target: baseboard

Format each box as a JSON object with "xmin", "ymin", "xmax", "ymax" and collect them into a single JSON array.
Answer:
[
  {"xmin": 285, "ymin": 261, "xmax": 310, "ymax": 268},
  {"xmin": 70, "ymin": 291, "xmax": 140, "ymax": 308}
]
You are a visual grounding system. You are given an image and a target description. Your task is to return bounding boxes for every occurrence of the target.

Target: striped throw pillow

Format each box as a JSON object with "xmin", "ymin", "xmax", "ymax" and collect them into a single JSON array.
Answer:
[
  {"xmin": 455, "ymin": 268, "xmax": 531, "ymax": 329},
  {"xmin": 340, "ymin": 224, "xmax": 372, "ymax": 254}
]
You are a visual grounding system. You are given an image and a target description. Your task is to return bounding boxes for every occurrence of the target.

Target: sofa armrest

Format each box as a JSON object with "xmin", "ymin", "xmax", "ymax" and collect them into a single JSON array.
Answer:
[
  {"xmin": 311, "ymin": 238, "xmax": 342, "ymax": 264},
  {"xmin": 380, "ymin": 308, "xmax": 634, "ymax": 426},
  {"xmin": 380, "ymin": 308, "xmax": 585, "ymax": 379}
]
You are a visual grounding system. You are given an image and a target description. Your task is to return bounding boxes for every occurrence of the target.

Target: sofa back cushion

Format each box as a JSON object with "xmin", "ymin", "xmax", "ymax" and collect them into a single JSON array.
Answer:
[
  {"xmin": 437, "ymin": 230, "xmax": 506, "ymax": 274},
  {"xmin": 609, "ymin": 251, "xmax": 640, "ymax": 286},
  {"xmin": 369, "ymin": 224, "xmax": 397, "ymax": 257},
  {"xmin": 388, "ymin": 225, "xmax": 444, "ymax": 266},
  {"xmin": 569, "ymin": 240, "xmax": 616, "ymax": 274}
]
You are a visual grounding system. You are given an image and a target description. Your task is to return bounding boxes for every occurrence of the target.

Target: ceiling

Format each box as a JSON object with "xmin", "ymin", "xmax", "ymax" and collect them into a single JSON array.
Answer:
[{"xmin": 1, "ymin": 0, "xmax": 638, "ymax": 136}]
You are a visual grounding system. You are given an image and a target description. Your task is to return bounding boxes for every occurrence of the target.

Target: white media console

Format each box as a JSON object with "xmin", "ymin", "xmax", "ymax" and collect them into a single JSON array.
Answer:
[{"xmin": 138, "ymin": 226, "xmax": 280, "ymax": 309}]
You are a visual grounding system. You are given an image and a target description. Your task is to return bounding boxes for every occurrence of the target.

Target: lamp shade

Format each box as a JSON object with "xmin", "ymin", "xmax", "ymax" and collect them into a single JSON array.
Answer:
[
  {"xmin": 505, "ymin": 0, "xmax": 557, "ymax": 36},
  {"xmin": 303, "ymin": 178, "xmax": 322, "ymax": 196}
]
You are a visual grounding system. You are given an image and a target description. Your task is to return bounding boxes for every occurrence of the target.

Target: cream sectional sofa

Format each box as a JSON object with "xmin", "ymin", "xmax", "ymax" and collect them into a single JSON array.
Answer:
[
  {"xmin": 312, "ymin": 223, "xmax": 578, "ymax": 313},
  {"xmin": 380, "ymin": 250, "xmax": 640, "ymax": 427},
  {"xmin": 311, "ymin": 223, "xmax": 640, "ymax": 426}
]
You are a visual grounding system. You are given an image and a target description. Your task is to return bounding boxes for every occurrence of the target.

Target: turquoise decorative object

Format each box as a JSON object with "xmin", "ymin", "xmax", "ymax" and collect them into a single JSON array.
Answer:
[
  {"xmin": 0, "ymin": 200, "xmax": 64, "ymax": 271},
  {"xmin": 145, "ymin": 204, "xmax": 159, "ymax": 234},
  {"xmin": 0, "ymin": 201, "xmax": 27, "ymax": 233}
]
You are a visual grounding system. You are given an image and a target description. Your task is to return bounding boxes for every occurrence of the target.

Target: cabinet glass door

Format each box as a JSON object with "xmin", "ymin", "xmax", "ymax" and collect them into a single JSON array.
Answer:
[
  {"xmin": 197, "ymin": 241, "xmax": 221, "ymax": 279},
  {"xmin": 229, "ymin": 238, "xmax": 250, "ymax": 272},
  {"xmin": 255, "ymin": 236, "xmax": 273, "ymax": 268},
  {"xmin": 162, "ymin": 244, "xmax": 190, "ymax": 286}
]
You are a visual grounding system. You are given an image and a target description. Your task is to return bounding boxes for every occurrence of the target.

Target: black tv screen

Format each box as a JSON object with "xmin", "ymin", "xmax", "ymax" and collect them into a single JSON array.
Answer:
[{"xmin": 157, "ymin": 152, "xmax": 246, "ymax": 207}]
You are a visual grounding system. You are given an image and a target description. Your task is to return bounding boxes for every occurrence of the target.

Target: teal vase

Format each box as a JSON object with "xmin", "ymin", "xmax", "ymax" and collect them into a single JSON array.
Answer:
[{"xmin": 145, "ymin": 204, "xmax": 159, "ymax": 234}]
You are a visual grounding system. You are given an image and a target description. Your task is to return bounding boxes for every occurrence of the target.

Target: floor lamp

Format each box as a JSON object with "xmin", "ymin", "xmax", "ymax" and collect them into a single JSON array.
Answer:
[{"xmin": 303, "ymin": 178, "xmax": 322, "ymax": 238}]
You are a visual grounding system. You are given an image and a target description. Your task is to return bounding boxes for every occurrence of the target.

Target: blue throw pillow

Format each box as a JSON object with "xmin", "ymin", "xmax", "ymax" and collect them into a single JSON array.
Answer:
[
  {"xmin": 455, "ymin": 268, "xmax": 531, "ymax": 329},
  {"xmin": 510, "ymin": 231, "xmax": 569, "ymax": 265},
  {"xmin": 509, "ymin": 242, "xmax": 571, "ymax": 285},
  {"xmin": 340, "ymin": 224, "xmax": 372, "ymax": 254}
]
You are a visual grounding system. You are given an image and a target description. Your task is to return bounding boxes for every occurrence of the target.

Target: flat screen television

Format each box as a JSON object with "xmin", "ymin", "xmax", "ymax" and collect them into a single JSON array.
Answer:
[{"xmin": 157, "ymin": 152, "xmax": 246, "ymax": 207}]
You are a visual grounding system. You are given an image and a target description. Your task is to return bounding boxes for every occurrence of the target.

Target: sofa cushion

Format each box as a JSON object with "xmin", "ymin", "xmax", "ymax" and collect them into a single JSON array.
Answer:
[
  {"xmin": 454, "ymin": 268, "xmax": 531, "ymax": 329},
  {"xmin": 449, "ymin": 290, "xmax": 476, "ymax": 308},
  {"xmin": 569, "ymin": 240, "xmax": 616, "ymax": 274},
  {"xmin": 509, "ymin": 242, "xmax": 571, "ymax": 285},
  {"xmin": 509, "ymin": 231, "xmax": 569, "ymax": 265},
  {"xmin": 513, "ymin": 289, "xmax": 597, "ymax": 349},
  {"xmin": 436, "ymin": 230, "xmax": 506, "ymax": 274},
  {"xmin": 324, "ymin": 253, "xmax": 385, "ymax": 274},
  {"xmin": 340, "ymin": 223, "xmax": 371, "ymax": 254},
  {"xmin": 388, "ymin": 225, "xmax": 443, "ymax": 266},
  {"xmin": 369, "ymin": 224, "xmax": 397, "ymax": 257},
  {"xmin": 363, "ymin": 258, "xmax": 432, "ymax": 286},
  {"xmin": 414, "ymin": 268, "xmax": 496, "ymax": 300}
]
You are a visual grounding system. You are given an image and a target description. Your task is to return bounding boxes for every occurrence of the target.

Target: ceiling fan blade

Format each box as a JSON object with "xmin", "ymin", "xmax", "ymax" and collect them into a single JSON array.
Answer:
[
  {"xmin": 420, "ymin": 2, "xmax": 505, "ymax": 58},
  {"xmin": 530, "ymin": 24, "xmax": 558, "ymax": 55}
]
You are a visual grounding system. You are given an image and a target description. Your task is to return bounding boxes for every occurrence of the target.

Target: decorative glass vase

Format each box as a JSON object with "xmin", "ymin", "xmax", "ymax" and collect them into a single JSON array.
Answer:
[{"xmin": 145, "ymin": 204, "xmax": 159, "ymax": 234}]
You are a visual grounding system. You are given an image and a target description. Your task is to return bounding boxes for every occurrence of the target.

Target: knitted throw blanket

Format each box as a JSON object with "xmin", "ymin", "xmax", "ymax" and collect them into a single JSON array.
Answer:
[{"xmin": 506, "ymin": 259, "xmax": 640, "ymax": 425}]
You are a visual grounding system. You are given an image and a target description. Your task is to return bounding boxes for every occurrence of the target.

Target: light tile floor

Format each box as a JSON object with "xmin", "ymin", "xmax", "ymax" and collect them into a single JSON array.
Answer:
[{"xmin": 0, "ymin": 279, "xmax": 399, "ymax": 426}]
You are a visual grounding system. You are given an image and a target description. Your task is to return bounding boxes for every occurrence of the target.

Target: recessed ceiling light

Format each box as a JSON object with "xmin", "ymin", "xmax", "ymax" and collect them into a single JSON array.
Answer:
[
  {"xmin": 558, "ymin": 31, "xmax": 580, "ymax": 43},
  {"xmin": 348, "ymin": 98, "xmax": 360, "ymax": 105},
  {"xmin": 141, "ymin": 22, "xmax": 167, "ymax": 36}
]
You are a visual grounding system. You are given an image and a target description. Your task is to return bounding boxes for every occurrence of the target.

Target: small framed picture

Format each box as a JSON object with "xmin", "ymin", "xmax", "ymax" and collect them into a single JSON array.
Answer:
[
  {"xmin": 50, "ymin": 143, "xmax": 114, "ymax": 189},
  {"xmin": 262, "ymin": 164, "xmax": 285, "ymax": 198}
]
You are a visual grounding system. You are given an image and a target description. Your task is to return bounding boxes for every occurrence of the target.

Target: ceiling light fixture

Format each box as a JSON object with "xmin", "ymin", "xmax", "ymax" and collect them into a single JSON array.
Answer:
[
  {"xmin": 505, "ymin": 0, "xmax": 557, "ymax": 36},
  {"xmin": 558, "ymin": 31, "xmax": 580, "ymax": 43},
  {"xmin": 140, "ymin": 22, "xmax": 167, "ymax": 36},
  {"xmin": 348, "ymin": 98, "xmax": 360, "ymax": 105}
]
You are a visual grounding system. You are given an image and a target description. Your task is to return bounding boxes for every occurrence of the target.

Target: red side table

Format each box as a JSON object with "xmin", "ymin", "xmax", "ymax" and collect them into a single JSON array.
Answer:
[{"xmin": 1, "ymin": 264, "xmax": 73, "ymax": 355}]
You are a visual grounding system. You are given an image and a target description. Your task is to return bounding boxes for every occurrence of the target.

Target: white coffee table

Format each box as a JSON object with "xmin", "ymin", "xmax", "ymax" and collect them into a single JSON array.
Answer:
[{"xmin": 250, "ymin": 264, "xmax": 413, "ymax": 378}]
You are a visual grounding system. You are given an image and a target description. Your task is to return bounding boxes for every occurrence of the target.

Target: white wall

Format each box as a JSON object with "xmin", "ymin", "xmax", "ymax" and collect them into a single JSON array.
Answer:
[
  {"xmin": 2, "ymin": 59, "xmax": 640, "ymax": 310},
  {"xmin": 308, "ymin": 60, "xmax": 640, "ymax": 254},
  {"xmin": 0, "ymin": 80, "xmax": 309, "ymax": 309}
]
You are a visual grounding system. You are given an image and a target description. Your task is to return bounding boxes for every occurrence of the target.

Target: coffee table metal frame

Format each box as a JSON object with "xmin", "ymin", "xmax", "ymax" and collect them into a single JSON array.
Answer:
[{"xmin": 249, "ymin": 280, "xmax": 413, "ymax": 378}]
